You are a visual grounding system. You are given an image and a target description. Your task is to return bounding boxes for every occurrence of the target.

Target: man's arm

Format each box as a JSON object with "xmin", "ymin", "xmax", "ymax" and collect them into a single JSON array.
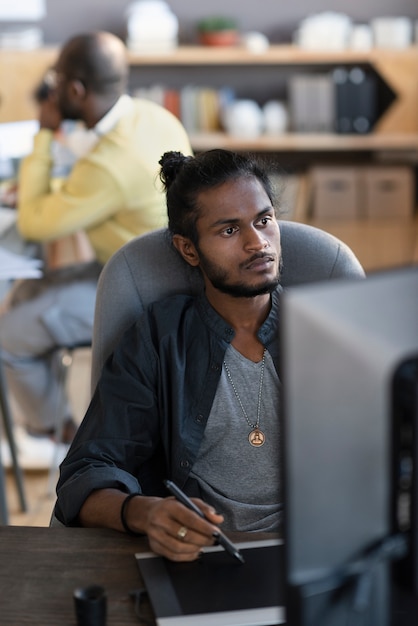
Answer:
[
  {"xmin": 17, "ymin": 94, "xmax": 63, "ymax": 204},
  {"xmin": 17, "ymin": 141, "xmax": 122, "ymax": 242},
  {"xmin": 79, "ymin": 487, "xmax": 224, "ymax": 562},
  {"xmin": 17, "ymin": 93, "xmax": 123, "ymax": 243}
]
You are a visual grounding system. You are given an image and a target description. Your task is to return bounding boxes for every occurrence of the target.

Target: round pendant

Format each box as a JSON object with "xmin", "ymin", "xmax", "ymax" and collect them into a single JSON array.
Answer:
[{"xmin": 248, "ymin": 428, "xmax": 265, "ymax": 447}]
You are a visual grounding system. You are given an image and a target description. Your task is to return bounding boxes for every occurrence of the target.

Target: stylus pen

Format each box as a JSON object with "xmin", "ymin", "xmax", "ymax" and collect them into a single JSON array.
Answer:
[{"xmin": 164, "ymin": 479, "xmax": 245, "ymax": 564}]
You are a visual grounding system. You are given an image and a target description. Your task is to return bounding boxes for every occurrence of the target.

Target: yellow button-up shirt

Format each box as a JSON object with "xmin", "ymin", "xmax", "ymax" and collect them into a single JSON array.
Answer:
[{"xmin": 18, "ymin": 96, "xmax": 192, "ymax": 264}]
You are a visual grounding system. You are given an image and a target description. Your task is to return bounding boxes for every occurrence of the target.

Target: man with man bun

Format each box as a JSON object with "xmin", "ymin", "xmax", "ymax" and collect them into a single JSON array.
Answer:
[{"xmin": 54, "ymin": 149, "xmax": 282, "ymax": 561}]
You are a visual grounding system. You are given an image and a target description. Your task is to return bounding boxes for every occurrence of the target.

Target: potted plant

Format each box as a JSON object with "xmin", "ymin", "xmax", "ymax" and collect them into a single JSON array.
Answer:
[{"xmin": 197, "ymin": 16, "xmax": 239, "ymax": 47}]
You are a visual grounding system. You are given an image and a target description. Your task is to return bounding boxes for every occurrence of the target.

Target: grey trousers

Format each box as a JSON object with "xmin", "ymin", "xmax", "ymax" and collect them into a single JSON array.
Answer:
[
  {"xmin": 0, "ymin": 222, "xmax": 41, "ymax": 301},
  {"xmin": 0, "ymin": 261, "xmax": 102, "ymax": 433}
]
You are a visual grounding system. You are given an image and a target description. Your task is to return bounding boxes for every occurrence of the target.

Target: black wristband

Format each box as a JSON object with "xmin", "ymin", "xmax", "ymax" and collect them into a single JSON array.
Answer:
[{"xmin": 120, "ymin": 493, "xmax": 141, "ymax": 536}]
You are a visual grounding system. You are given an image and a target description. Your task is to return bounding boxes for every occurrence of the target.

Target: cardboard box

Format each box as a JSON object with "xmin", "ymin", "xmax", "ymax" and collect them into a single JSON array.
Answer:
[
  {"xmin": 310, "ymin": 166, "xmax": 361, "ymax": 219},
  {"xmin": 362, "ymin": 166, "xmax": 415, "ymax": 218},
  {"xmin": 310, "ymin": 216, "xmax": 416, "ymax": 272}
]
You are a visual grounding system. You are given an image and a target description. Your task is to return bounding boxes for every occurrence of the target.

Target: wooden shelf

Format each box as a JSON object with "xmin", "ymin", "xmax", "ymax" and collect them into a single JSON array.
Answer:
[
  {"xmin": 190, "ymin": 131, "xmax": 418, "ymax": 153},
  {"xmin": 126, "ymin": 44, "xmax": 418, "ymax": 67}
]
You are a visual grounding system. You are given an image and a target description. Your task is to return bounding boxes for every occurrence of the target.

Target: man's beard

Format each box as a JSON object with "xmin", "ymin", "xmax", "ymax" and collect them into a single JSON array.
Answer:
[{"xmin": 197, "ymin": 249, "xmax": 282, "ymax": 298}]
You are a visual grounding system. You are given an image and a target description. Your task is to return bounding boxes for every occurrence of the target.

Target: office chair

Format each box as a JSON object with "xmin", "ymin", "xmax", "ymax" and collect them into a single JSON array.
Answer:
[
  {"xmin": 50, "ymin": 220, "xmax": 364, "ymax": 526},
  {"xmin": 90, "ymin": 222, "xmax": 365, "ymax": 390}
]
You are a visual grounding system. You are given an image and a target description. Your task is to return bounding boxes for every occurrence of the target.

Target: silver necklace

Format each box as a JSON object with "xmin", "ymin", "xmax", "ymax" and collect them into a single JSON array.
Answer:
[{"xmin": 223, "ymin": 349, "xmax": 266, "ymax": 447}]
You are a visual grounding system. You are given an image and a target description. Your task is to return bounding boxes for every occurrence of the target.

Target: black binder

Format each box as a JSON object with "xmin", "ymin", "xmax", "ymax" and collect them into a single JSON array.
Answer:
[{"xmin": 333, "ymin": 66, "xmax": 378, "ymax": 134}]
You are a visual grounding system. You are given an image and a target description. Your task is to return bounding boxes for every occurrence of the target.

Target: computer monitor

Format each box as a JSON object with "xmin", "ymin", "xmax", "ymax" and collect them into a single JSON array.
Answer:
[
  {"xmin": 0, "ymin": 120, "xmax": 39, "ymax": 179},
  {"xmin": 0, "ymin": 120, "xmax": 39, "ymax": 161},
  {"xmin": 281, "ymin": 265, "xmax": 418, "ymax": 626}
]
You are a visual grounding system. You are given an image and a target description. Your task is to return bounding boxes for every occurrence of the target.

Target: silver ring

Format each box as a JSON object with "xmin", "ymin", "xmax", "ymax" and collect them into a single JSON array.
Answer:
[{"xmin": 177, "ymin": 526, "xmax": 188, "ymax": 540}]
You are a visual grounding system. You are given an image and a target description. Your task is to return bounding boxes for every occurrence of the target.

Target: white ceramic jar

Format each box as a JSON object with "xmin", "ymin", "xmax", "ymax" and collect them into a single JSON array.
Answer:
[
  {"xmin": 222, "ymin": 100, "xmax": 264, "ymax": 138},
  {"xmin": 126, "ymin": 0, "xmax": 179, "ymax": 53},
  {"xmin": 263, "ymin": 100, "xmax": 288, "ymax": 134}
]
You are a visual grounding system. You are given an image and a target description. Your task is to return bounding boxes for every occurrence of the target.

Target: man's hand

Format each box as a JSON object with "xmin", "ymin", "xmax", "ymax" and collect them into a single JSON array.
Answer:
[
  {"xmin": 79, "ymin": 489, "xmax": 225, "ymax": 562},
  {"xmin": 129, "ymin": 495, "xmax": 224, "ymax": 562},
  {"xmin": 39, "ymin": 93, "xmax": 63, "ymax": 132}
]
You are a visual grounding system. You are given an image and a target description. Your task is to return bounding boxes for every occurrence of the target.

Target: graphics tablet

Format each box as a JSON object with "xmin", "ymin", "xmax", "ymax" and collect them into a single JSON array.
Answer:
[{"xmin": 135, "ymin": 538, "xmax": 285, "ymax": 626}]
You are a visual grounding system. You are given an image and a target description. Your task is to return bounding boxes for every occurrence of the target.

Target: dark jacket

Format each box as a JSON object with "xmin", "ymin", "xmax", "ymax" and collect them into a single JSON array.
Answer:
[{"xmin": 55, "ymin": 288, "xmax": 282, "ymax": 525}]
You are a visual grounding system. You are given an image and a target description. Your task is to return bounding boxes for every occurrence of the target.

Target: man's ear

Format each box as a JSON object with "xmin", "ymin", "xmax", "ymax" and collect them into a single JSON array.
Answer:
[
  {"xmin": 68, "ymin": 78, "xmax": 87, "ymax": 101},
  {"xmin": 172, "ymin": 235, "xmax": 200, "ymax": 267}
]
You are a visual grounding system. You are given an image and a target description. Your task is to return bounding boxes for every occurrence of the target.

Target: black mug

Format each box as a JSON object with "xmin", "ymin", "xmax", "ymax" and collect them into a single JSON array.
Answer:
[{"xmin": 73, "ymin": 585, "xmax": 107, "ymax": 626}]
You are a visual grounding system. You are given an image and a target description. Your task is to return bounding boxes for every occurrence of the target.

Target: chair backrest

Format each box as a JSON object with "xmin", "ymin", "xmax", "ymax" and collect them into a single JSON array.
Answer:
[{"xmin": 91, "ymin": 221, "xmax": 365, "ymax": 390}]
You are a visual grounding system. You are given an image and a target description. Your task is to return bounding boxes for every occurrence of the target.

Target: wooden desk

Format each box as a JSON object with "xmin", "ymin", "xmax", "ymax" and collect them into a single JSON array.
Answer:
[
  {"xmin": 1, "ymin": 526, "xmax": 417, "ymax": 625},
  {"xmin": 0, "ymin": 526, "xmax": 150, "ymax": 625}
]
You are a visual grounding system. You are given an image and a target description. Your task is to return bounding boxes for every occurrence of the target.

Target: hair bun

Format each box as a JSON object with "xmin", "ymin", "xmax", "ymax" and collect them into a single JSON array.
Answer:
[{"xmin": 159, "ymin": 151, "xmax": 190, "ymax": 189}]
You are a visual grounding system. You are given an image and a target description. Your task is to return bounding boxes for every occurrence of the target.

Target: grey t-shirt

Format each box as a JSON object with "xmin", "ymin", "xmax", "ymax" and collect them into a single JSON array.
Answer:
[{"xmin": 190, "ymin": 344, "xmax": 281, "ymax": 532}]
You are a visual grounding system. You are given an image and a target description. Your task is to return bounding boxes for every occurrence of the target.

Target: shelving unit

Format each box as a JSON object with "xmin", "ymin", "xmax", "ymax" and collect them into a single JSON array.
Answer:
[
  {"xmin": 129, "ymin": 46, "xmax": 418, "ymax": 157},
  {"xmin": 2, "ymin": 44, "xmax": 418, "ymax": 141},
  {"xmin": 1, "ymin": 44, "xmax": 417, "ymax": 271}
]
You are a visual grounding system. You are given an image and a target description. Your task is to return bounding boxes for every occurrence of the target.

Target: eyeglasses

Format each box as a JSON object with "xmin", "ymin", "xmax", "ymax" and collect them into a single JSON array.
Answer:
[
  {"xmin": 44, "ymin": 68, "xmax": 85, "ymax": 90},
  {"xmin": 43, "ymin": 68, "xmax": 67, "ymax": 90},
  {"xmin": 43, "ymin": 67, "xmax": 124, "ymax": 92}
]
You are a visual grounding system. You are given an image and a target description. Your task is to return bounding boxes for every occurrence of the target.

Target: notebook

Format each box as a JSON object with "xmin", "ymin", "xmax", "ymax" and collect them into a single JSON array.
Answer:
[{"xmin": 135, "ymin": 538, "xmax": 285, "ymax": 626}]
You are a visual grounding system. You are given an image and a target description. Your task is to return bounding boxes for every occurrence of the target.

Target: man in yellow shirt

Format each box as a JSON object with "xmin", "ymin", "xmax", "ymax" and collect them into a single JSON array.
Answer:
[{"xmin": 0, "ymin": 31, "xmax": 192, "ymax": 467}]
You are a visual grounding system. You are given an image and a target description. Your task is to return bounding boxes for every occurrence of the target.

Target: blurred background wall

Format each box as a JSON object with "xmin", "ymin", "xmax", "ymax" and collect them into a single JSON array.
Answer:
[{"xmin": 33, "ymin": 0, "xmax": 418, "ymax": 45}]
